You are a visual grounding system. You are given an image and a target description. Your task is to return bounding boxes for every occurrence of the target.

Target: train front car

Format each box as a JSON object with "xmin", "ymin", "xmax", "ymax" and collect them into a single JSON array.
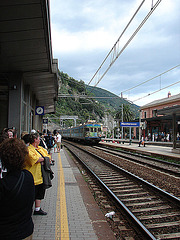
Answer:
[{"xmin": 84, "ymin": 121, "xmax": 102, "ymax": 144}]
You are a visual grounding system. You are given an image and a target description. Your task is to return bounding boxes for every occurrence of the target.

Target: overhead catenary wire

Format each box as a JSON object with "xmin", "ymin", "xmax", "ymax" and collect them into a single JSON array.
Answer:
[
  {"xmin": 59, "ymin": 65, "xmax": 180, "ymax": 101},
  {"xmin": 88, "ymin": 0, "xmax": 162, "ymax": 90},
  {"xmin": 132, "ymin": 80, "xmax": 180, "ymax": 102},
  {"xmin": 87, "ymin": 0, "xmax": 146, "ymax": 86},
  {"xmin": 121, "ymin": 64, "xmax": 180, "ymax": 94},
  {"xmin": 93, "ymin": 0, "xmax": 162, "ymax": 88}
]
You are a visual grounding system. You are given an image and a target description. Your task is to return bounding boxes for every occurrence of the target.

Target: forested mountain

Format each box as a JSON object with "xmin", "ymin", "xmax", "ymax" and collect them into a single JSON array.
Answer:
[
  {"xmin": 46, "ymin": 72, "xmax": 139, "ymax": 127},
  {"xmin": 86, "ymin": 85, "xmax": 139, "ymax": 118}
]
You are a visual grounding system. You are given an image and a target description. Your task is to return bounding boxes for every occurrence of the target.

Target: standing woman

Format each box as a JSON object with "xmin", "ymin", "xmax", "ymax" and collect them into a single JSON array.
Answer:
[
  {"xmin": 25, "ymin": 132, "xmax": 51, "ymax": 215},
  {"xmin": 56, "ymin": 131, "xmax": 62, "ymax": 152},
  {"xmin": 0, "ymin": 138, "xmax": 35, "ymax": 240}
]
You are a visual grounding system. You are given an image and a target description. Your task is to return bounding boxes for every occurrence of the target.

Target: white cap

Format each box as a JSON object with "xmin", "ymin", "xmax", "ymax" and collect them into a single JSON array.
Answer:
[{"xmin": 31, "ymin": 129, "xmax": 36, "ymax": 134}]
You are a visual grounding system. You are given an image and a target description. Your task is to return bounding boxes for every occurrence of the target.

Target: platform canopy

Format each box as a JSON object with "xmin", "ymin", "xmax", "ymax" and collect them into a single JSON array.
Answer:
[
  {"xmin": 158, "ymin": 105, "xmax": 180, "ymax": 151},
  {"xmin": 0, "ymin": 0, "xmax": 59, "ymax": 113},
  {"xmin": 157, "ymin": 105, "xmax": 180, "ymax": 117}
]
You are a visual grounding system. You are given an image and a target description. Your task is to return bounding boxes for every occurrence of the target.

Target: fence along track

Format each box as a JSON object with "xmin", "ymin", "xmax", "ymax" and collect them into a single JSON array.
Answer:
[{"xmin": 64, "ymin": 142, "xmax": 180, "ymax": 240}]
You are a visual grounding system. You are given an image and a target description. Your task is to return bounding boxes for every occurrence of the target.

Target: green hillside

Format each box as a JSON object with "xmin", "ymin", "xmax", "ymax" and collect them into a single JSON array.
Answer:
[
  {"xmin": 86, "ymin": 85, "xmax": 139, "ymax": 118},
  {"xmin": 46, "ymin": 72, "xmax": 139, "ymax": 127}
]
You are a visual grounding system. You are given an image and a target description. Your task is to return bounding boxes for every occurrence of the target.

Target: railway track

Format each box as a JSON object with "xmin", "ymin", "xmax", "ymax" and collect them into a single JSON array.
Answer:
[
  {"xmin": 81, "ymin": 144, "xmax": 180, "ymax": 198},
  {"xmin": 64, "ymin": 141, "xmax": 180, "ymax": 240},
  {"xmin": 93, "ymin": 145, "xmax": 180, "ymax": 178}
]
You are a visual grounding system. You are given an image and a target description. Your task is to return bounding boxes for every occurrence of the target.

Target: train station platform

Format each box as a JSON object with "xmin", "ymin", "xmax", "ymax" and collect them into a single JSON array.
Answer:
[
  {"xmin": 100, "ymin": 141, "xmax": 180, "ymax": 161},
  {"xmin": 32, "ymin": 148, "xmax": 116, "ymax": 240}
]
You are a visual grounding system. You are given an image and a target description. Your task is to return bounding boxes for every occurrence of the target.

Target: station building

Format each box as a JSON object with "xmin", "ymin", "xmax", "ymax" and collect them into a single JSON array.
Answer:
[
  {"xmin": 0, "ymin": 1, "xmax": 59, "ymax": 137},
  {"xmin": 141, "ymin": 92, "xmax": 180, "ymax": 152}
]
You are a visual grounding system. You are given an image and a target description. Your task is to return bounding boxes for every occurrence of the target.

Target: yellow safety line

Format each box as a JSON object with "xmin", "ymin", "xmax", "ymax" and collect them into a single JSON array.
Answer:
[{"xmin": 55, "ymin": 152, "xmax": 69, "ymax": 240}]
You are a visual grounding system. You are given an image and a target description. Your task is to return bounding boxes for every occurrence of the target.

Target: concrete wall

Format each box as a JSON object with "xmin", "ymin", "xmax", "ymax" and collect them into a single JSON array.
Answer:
[{"xmin": 8, "ymin": 73, "xmax": 23, "ymax": 136}]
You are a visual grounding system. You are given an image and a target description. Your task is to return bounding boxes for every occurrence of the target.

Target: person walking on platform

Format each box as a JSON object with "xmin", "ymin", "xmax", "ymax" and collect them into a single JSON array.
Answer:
[
  {"xmin": 25, "ymin": 133, "xmax": 50, "ymax": 215},
  {"xmin": 56, "ymin": 131, "xmax": 62, "ymax": 152},
  {"xmin": 138, "ymin": 135, "xmax": 145, "ymax": 147},
  {"xmin": 0, "ymin": 138, "xmax": 35, "ymax": 240},
  {"xmin": 166, "ymin": 133, "xmax": 170, "ymax": 142}
]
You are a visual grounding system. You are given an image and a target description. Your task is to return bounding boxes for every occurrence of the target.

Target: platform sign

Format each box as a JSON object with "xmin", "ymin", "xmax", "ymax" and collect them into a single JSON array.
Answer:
[
  {"xmin": 43, "ymin": 119, "xmax": 48, "ymax": 124},
  {"xmin": 120, "ymin": 122, "xmax": 140, "ymax": 127},
  {"xmin": 35, "ymin": 106, "xmax": 44, "ymax": 115}
]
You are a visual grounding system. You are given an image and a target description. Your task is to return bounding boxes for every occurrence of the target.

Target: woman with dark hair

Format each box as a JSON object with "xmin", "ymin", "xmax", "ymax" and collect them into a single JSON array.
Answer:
[
  {"xmin": 25, "ymin": 133, "xmax": 51, "ymax": 215},
  {"xmin": 0, "ymin": 138, "xmax": 35, "ymax": 240},
  {"xmin": 22, "ymin": 133, "xmax": 31, "ymax": 146}
]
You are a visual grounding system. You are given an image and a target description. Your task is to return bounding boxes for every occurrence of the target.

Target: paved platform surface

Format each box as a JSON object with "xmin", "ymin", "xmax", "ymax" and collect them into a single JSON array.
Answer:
[
  {"xmin": 100, "ymin": 141, "xmax": 180, "ymax": 160},
  {"xmin": 32, "ymin": 148, "xmax": 115, "ymax": 240}
]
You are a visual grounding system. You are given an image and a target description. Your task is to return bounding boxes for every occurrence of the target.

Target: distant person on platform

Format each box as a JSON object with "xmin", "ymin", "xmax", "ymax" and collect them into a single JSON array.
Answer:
[
  {"xmin": 139, "ymin": 135, "xmax": 145, "ymax": 147},
  {"xmin": 56, "ymin": 131, "xmax": 62, "ymax": 152}
]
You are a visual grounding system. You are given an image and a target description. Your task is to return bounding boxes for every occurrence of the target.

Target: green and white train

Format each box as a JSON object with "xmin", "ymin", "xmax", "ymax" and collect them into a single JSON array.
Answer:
[{"xmin": 59, "ymin": 121, "xmax": 103, "ymax": 144}]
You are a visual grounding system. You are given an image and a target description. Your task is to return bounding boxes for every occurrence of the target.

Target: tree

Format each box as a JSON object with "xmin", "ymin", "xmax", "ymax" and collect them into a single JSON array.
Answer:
[
  {"xmin": 115, "ymin": 104, "xmax": 135, "ymax": 122},
  {"xmin": 115, "ymin": 104, "xmax": 135, "ymax": 138}
]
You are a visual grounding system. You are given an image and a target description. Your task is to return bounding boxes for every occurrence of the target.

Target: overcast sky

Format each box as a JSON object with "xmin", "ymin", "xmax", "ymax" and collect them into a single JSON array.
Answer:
[{"xmin": 50, "ymin": 0, "xmax": 180, "ymax": 106}]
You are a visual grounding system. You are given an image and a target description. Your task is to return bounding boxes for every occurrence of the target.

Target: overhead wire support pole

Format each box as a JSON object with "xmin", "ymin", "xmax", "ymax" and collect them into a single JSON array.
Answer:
[
  {"xmin": 88, "ymin": 0, "xmax": 145, "ymax": 86},
  {"xmin": 88, "ymin": 0, "xmax": 162, "ymax": 89}
]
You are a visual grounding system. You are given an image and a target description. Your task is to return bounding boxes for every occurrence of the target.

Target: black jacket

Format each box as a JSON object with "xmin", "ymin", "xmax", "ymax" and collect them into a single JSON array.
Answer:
[
  {"xmin": 41, "ymin": 157, "xmax": 54, "ymax": 189},
  {"xmin": 0, "ymin": 170, "xmax": 35, "ymax": 240},
  {"xmin": 35, "ymin": 149, "xmax": 54, "ymax": 189}
]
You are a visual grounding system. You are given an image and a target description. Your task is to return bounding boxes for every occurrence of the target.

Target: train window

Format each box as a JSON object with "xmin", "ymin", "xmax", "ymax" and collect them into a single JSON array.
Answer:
[
  {"xmin": 98, "ymin": 128, "xmax": 101, "ymax": 132},
  {"xmin": 85, "ymin": 128, "xmax": 89, "ymax": 131},
  {"xmin": 94, "ymin": 128, "xmax": 97, "ymax": 132},
  {"xmin": 91, "ymin": 128, "xmax": 93, "ymax": 132}
]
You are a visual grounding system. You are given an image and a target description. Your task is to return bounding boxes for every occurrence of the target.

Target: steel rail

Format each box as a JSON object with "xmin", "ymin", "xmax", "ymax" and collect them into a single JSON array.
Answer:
[
  {"xmin": 64, "ymin": 141, "xmax": 180, "ymax": 237},
  {"xmin": 78, "ymin": 144, "xmax": 180, "ymax": 205},
  {"xmin": 65, "ymin": 143, "xmax": 157, "ymax": 240},
  {"xmin": 97, "ymin": 145, "xmax": 180, "ymax": 167},
  {"xmin": 94, "ymin": 145, "xmax": 180, "ymax": 177}
]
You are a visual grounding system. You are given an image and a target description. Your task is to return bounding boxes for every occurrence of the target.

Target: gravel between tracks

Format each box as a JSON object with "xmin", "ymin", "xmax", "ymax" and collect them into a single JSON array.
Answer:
[{"xmin": 84, "ymin": 146, "xmax": 180, "ymax": 198}]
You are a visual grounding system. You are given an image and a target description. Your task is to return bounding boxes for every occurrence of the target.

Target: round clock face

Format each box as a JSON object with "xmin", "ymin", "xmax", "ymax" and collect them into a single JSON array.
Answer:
[{"xmin": 36, "ymin": 107, "xmax": 43, "ymax": 114}]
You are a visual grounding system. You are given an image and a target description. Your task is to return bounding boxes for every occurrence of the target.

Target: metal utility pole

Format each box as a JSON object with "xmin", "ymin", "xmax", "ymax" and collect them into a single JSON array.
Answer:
[
  {"xmin": 139, "ymin": 110, "xmax": 141, "ymax": 141},
  {"xmin": 59, "ymin": 116, "xmax": 78, "ymax": 127},
  {"xmin": 112, "ymin": 120, "xmax": 114, "ymax": 140},
  {"xmin": 122, "ymin": 104, "xmax": 123, "ymax": 139}
]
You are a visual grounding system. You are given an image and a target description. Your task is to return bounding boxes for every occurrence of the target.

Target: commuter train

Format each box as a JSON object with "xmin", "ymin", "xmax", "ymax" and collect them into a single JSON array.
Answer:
[{"xmin": 59, "ymin": 121, "xmax": 103, "ymax": 144}]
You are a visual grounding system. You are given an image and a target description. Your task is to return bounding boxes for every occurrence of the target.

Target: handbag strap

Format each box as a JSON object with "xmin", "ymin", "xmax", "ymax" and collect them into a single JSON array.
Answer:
[
  {"xmin": 35, "ymin": 149, "xmax": 44, "ymax": 158},
  {"xmin": 36, "ymin": 149, "xmax": 51, "ymax": 171}
]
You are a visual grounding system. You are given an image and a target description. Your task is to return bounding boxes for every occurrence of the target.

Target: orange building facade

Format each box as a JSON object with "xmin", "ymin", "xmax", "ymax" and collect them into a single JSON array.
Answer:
[{"xmin": 140, "ymin": 92, "xmax": 180, "ymax": 145}]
